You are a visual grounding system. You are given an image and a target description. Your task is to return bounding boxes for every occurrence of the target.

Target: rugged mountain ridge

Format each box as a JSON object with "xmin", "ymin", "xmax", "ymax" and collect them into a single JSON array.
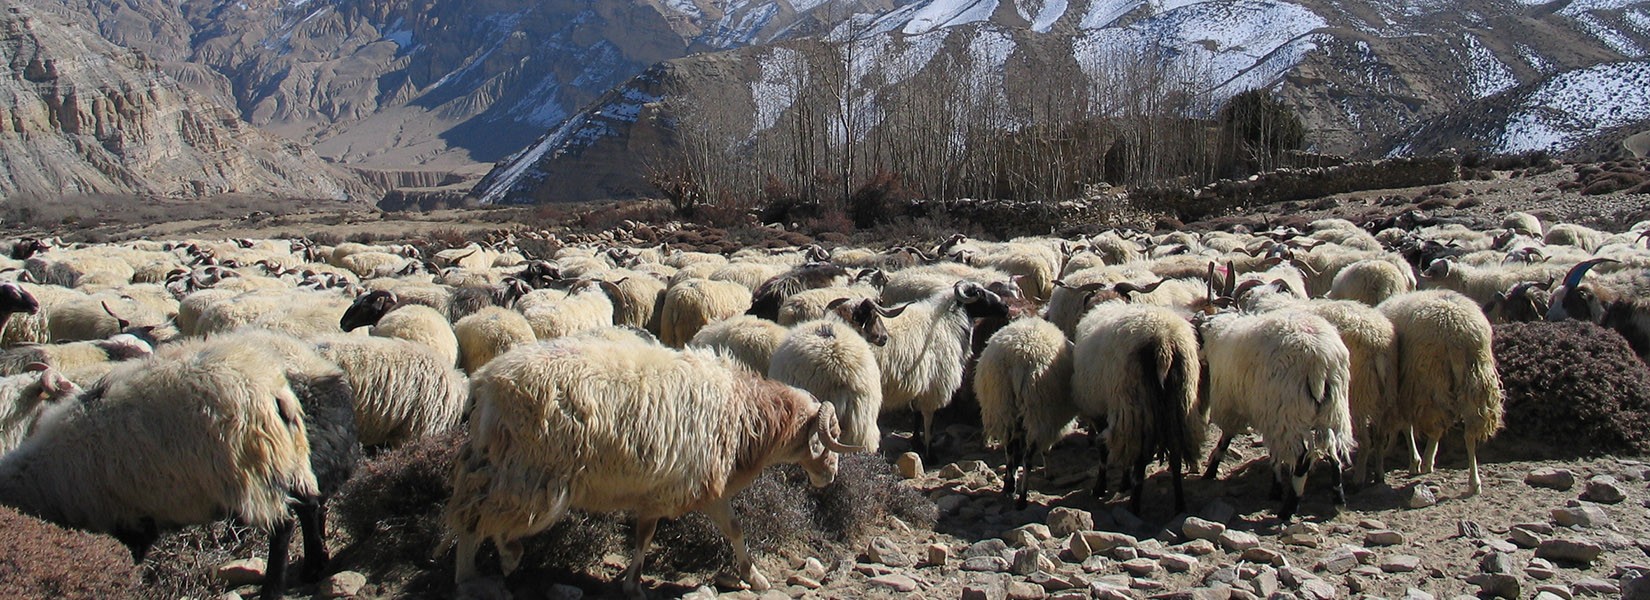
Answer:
[
  {"xmin": 0, "ymin": 1, "xmax": 369, "ymax": 201},
  {"xmin": 473, "ymin": 0, "xmax": 1650, "ymax": 203}
]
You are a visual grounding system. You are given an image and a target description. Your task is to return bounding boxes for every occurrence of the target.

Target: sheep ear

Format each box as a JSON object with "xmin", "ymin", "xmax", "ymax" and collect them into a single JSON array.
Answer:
[{"xmin": 22, "ymin": 362, "xmax": 49, "ymax": 372}]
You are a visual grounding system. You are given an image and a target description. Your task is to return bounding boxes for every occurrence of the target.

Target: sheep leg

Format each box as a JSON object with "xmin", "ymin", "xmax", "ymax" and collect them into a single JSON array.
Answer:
[
  {"xmin": 1465, "ymin": 435, "xmax": 1482, "ymax": 497},
  {"xmin": 499, "ymin": 538, "xmax": 525, "ymax": 576},
  {"xmin": 1404, "ymin": 426, "xmax": 1423, "ymax": 474},
  {"xmin": 1018, "ymin": 443, "xmax": 1037, "ymax": 510},
  {"xmin": 1278, "ymin": 451, "xmax": 1311, "ymax": 523},
  {"xmin": 920, "ymin": 409, "xmax": 938, "ymax": 463},
  {"xmin": 1168, "ymin": 444, "xmax": 1187, "ymax": 515},
  {"xmin": 295, "ymin": 497, "xmax": 330, "ymax": 582},
  {"xmin": 112, "ymin": 517, "xmax": 159, "ymax": 563},
  {"xmin": 1003, "ymin": 437, "xmax": 1024, "ymax": 505},
  {"xmin": 909, "ymin": 411, "xmax": 929, "ymax": 460},
  {"xmin": 1091, "ymin": 441, "xmax": 1110, "ymax": 499},
  {"xmin": 1128, "ymin": 452, "xmax": 1149, "ymax": 515},
  {"xmin": 1420, "ymin": 436, "xmax": 1439, "ymax": 474},
  {"xmin": 1330, "ymin": 455, "xmax": 1347, "ymax": 506},
  {"xmin": 621, "ymin": 516, "xmax": 660, "ymax": 600},
  {"xmin": 1203, "ymin": 432, "xmax": 1234, "ymax": 480},
  {"xmin": 705, "ymin": 498, "xmax": 770, "ymax": 592},
  {"xmin": 260, "ymin": 518, "xmax": 296, "ymax": 600},
  {"xmin": 454, "ymin": 533, "xmax": 483, "ymax": 584},
  {"xmin": 1351, "ymin": 424, "xmax": 1371, "ymax": 487}
]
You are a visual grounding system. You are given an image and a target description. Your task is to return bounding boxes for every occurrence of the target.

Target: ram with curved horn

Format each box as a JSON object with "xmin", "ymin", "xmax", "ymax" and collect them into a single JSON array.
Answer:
[{"xmin": 1547, "ymin": 257, "xmax": 1650, "ymax": 361}]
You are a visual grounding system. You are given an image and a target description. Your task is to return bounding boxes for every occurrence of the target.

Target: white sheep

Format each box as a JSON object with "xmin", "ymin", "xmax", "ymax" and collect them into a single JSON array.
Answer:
[
  {"xmin": 688, "ymin": 315, "xmax": 789, "ymax": 375},
  {"xmin": 453, "ymin": 306, "xmax": 537, "ymax": 375},
  {"xmin": 659, "ymin": 278, "xmax": 753, "ymax": 347},
  {"xmin": 313, "ymin": 335, "xmax": 468, "ymax": 448},
  {"xmin": 340, "ymin": 290, "xmax": 461, "ymax": 367},
  {"xmin": 1198, "ymin": 309, "xmax": 1355, "ymax": 520},
  {"xmin": 0, "ymin": 339, "xmax": 319, "ymax": 600},
  {"xmin": 877, "ymin": 281, "xmax": 1010, "ymax": 460},
  {"xmin": 1502, "ymin": 212, "xmax": 1543, "ymax": 237},
  {"xmin": 1378, "ymin": 289, "xmax": 1503, "ymax": 494},
  {"xmin": 974, "ymin": 317, "xmax": 1076, "ymax": 508},
  {"xmin": 523, "ymin": 280, "xmax": 616, "ymax": 341},
  {"xmin": 1544, "ymin": 222, "xmax": 1605, "ymax": 252},
  {"xmin": 769, "ymin": 317, "xmax": 885, "ymax": 452},
  {"xmin": 0, "ymin": 366, "xmax": 80, "ymax": 454},
  {"xmin": 1326, "ymin": 258, "xmax": 1416, "ymax": 306},
  {"xmin": 598, "ymin": 270, "xmax": 668, "ymax": 333},
  {"xmin": 0, "ymin": 334, "xmax": 154, "ymax": 386},
  {"xmin": 442, "ymin": 337, "xmax": 859, "ymax": 597},
  {"xmin": 1071, "ymin": 303, "xmax": 1202, "ymax": 513},
  {"xmin": 776, "ymin": 285, "xmax": 879, "ymax": 326}
]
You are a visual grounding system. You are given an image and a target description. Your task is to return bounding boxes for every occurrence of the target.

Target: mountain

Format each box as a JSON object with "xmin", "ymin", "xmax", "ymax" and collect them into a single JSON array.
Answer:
[
  {"xmin": 27, "ymin": 0, "xmax": 899, "ymax": 184},
  {"xmin": 472, "ymin": 0, "xmax": 1650, "ymax": 203},
  {"xmin": 0, "ymin": 0, "xmax": 369, "ymax": 201}
]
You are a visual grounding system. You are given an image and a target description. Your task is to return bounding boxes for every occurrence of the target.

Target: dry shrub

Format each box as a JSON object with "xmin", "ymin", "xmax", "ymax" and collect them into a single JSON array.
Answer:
[
  {"xmin": 330, "ymin": 434, "xmax": 932, "ymax": 588},
  {"xmin": 142, "ymin": 521, "xmax": 265, "ymax": 599},
  {"xmin": 0, "ymin": 506, "xmax": 140, "ymax": 598},
  {"xmin": 1493, "ymin": 321, "xmax": 1650, "ymax": 456}
]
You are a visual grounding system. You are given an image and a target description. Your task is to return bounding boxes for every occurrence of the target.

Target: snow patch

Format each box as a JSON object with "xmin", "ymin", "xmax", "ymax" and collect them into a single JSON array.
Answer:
[
  {"xmin": 1498, "ymin": 62, "xmax": 1650, "ymax": 153},
  {"xmin": 899, "ymin": 0, "xmax": 1001, "ymax": 34},
  {"xmin": 1017, "ymin": 0, "xmax": 1070, "ymax": 32},
  {"xmin": 663, "ymin": 0, "xmax": 704, "ymax": 20},
  {"xmin": 1462, "ymin": 34, "xmax": 1517, "ymax": 98}
]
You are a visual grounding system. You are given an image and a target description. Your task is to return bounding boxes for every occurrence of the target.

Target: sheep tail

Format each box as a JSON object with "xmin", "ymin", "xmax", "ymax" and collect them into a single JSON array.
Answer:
[{"xmin": 1142, "ymin": 342, "xmax": 1191, "ymax": 465}]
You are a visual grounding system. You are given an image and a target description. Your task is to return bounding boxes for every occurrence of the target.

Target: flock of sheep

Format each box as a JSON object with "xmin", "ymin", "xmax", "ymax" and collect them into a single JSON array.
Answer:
[{"xmin": 0, "ymin": 210, "xmax": 1643, "ymax": 599}]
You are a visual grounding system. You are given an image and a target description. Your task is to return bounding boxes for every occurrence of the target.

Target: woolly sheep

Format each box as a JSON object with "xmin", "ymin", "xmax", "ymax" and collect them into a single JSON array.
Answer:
[
  {"xmin": 1546, "ymin": 259, "xmax": 1650, "ymax": 361},
  {"xmin": 445, "ymin": 278, "xmax": 531, "ymax": 322},
  {"xmin": 769, "ymin": 317, "xmax": 885, "ymax": 452},
  {"xmin": 877, "ymin": 281, "xmax": 1010, "ymax": 460},
  {"xmin": 747, "ymin": 263, "xmax": 851, "ymax": 321},
  {"xmin": 974, "ymin": 317, "xmax": 1076, "ymax": 509},
  {"xmin": 453, "ymin": 306, "xmax": 537, "ymax": 375},
  {"xmin": 0, "ymin": 282, "xmax": 43, "ymax": 347},
  {"xmin": 313, "ymin": 335, "xmax": 468, "ymax": 448},
  {"xmin": 341, "ymin": 290, "xmax": 461, "ymax": 367},
  {"xmin": 598, "ymin": 270, "xmax": 669, "ymax": 333},
  {"xmin": 1198, "ymin": 309, "xmax": 1355, "ymax": 520},
  {"xmin": 0, "ymin": 340, "xmax": 319, "ymax": 600},
  {"xmin": 1419, "ymin": 257, "xmax": 1564, "ymax": 308},
  {"xmin": 1544, "ymin": 222, "xmax": 1605, "ymax": 251},
  {"xmin": 880, "ymin": 263, "xmax": 1012, "ymax": 305},
  {"xmin": 442, "ymin": 338, "xmax": 859, "ymax": 596},
  {"xmin": 1245, "ymin": 287, "xmax": 1399, "ymax": 486},
  {"xmin": 192, "ymin": 289, "xmax": 355, "ymax": 338},
  {"xmin": 688, "ymin": 315, "xmax": 789, "ymax": 374},
  {"xmin": 1072, "ymin": 303, "xmax": 1201, "ymax": 513},
  {"xmin": 25, "ymin": 249, "xmax": 136, "ymax": 288},
  {"xmin": 1378, "ymin": 290, "xmax": 1503, "ymax": 494},
  {"xmin": 0, "ymin": 334, "xmax": 153, "ymax": 386},
  {"xmin": 776, "ymin": 285, "xmax": 880, "ymax": 326},
  {"xmin": 1326, "ymin": 258, "xmax": 1416, "ymax": 306},
  {"xmin": 524, "ymin": 280, "xmax": 617, "ymax": 341},
  {"xmin": 0, "ymin": 366, "xmax": 80, "ymax": 454},
  {"xmin": 660, "ymin": 278, "xmax": 753, "ymax": 347},
  {"xmin": 1502, "ymin": 212, "xmax": 1543, "ymax": 237}
]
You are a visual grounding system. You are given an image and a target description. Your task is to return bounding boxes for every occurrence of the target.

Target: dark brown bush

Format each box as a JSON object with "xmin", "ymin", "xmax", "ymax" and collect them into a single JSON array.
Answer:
[
  {"xmin": 331, "ymin": 433, "xmax": 933, "ymax": 588},
  {"xmin": 0, "ymin": 505, "xmax": 139, "ymax": 599},
  {"xmin": 1493, "ymin": 321, "xmax": 1650, "ymax": 456}
]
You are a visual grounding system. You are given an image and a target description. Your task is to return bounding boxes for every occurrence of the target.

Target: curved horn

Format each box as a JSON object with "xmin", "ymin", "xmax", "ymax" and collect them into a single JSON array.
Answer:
[
  {"xmin": 1561, "ymin": 258, "xmax": 1616, "ymax": 289},
  {"xmin": 100, "ymin": 301, "xmax": 131, "ymax": 329},
  {"xmin": 874, "ymin": 301, "xmax": 910, "ymax": 318},
  {"xmin": 1224, "ymin": 261, "xmax": 1237, "ymax": 298},
  {"xmin": 825, "ymin": 297, "xmax": 854, "ymax": 311},
  {"xmin": 1114, "ymin": 279, "xmax": 1166, "ymax": 298},
  {"xmin": 813, "ymin": 402, "xmax": 864, "ymax": 454},
  {"xmin": 1231, "ymin": 279, "xmax": 1268, "ymax": 299}
]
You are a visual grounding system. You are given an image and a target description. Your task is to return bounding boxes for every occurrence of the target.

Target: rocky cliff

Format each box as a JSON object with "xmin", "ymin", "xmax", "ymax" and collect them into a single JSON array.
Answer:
[{"xmin": 0, "ymin": 1, "xmax": 370, "ymax": 201}]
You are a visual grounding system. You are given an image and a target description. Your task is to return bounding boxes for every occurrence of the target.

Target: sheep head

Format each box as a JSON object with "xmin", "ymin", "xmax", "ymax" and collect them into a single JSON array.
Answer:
[
  {"xmin": 828, "ymin": 298, "xmax": 903, "ymax": 346},
  {"xmin": 1486, "ymin": 280, "xmax": 1551, "ymax": 323},
  {"xmin": 800, "ymin": 402, "xmax": 863, "ymax": 488},
  {"xmin": 340, "ymin": 290, "xmax": 398, "ymax": 331},
  {"xmin": 0, "ymin": 282, "xmax": 39, "ymax": 315},
  {"xmin": 1547, "ymin": 258, "xmax": 1618, "ymax": 323},
  {"xmin": 954, "ymin": 281, "xmax": 1009, "ymax": 319}
]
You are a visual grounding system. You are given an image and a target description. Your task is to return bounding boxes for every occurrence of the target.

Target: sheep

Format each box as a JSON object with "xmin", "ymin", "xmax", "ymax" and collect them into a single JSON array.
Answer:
[
  {"xmin": 1419, "ymin": 257, "xmax": 1564, "ymax": 308},
  {"xmin": 1242, "ymin": 285, "xmax": 1400, "ymax": 486},
  {"xmin": 524, "ymin": 279, "xmax": 617, "ymax": 341},
  {"xmin": 24, "ymin": 249, "xmax": 136, "ymax": 288},
  {"xmin": 0, "ymin": 282, "xmax": 42, "ymax": 345},
  {"xmin": 1502, "ymin": 212, "xmax": 1543, "ymax": 237},
  {"xmin": 1546, "ymin": 258, "xmax": 1650, "ymax": 361},
  {"xmin": 1326, "ymin": 258, "xmax": 1416, "ymax": 306},
  {"xmin": 442, "ymin": 337, "xmax": 860, "ymax": 596},
  {"xmin": 1544, "ymin": 222, "xmax": 1605, "ymax": 251},
  {"xmin": 361, "ymin": 278, "xmax": 453, "ymax": 318},
  {"xmin": 1197, "ymin": 309, "xmax": 1355, "ymax": 520},
  {"xmin": 746, "ymin": 262, "xmax": 851, "ymax": 321},
  {"xmin": 659, "ymin": 278, "xmax": 753, "ymax": 347},
  {"xmin": 880, "ymin": 263, "xmax": 1012, "ymax": 305},
  {"xmin": 0, "ymin": 366, "xmax": 80, "ymax": 454},
  {"xmin": 776, "ymin": 284, "xmax": 880, "ymax": 326},
  {"xmin": 598, "ymin": 270, "xmax": 669, "ymax": 333},
  {"xmin": 445, "ymin": 277, "xmax": 532, "ymax": 322},
  {"xmin": 453, "ymin": 306, "xmax": 537, "ymax": 375},
  {"xmin": 341, "ymin": 290, "xmax": 461, "ymax": 367},
  {"xmin": 769, "ymin": 316, "xmax": 885, "ymax": 452},
  {"xmin": 1378, "ymin": 289, "xmax": 1503, "ymax": 494},
  {"xmin": 192, "ymin": 289, "xmax": 356, "ymax": 338},
  {"xmin": 1483, "ymin": 281, "xmax": 1553, "ymax": 324},
  {"xmin": 877, "ymin": 281, "xmax": 1010, "ymax": 460},
  {"xmin": 313, "ymin": 335, "xmax": 469, "ymax": 448},
  {"xmin": 688, "ymin": 315, "xmax": 789, "ymax": 374},
  {"xmin": 970, "ymin": 244, "xmax": 1061, "ymax": 303},
  {"xmin": 0, "ymin": 334, "xmax": 154, "ymax": 385},
  {"xmin": 709, "ymin": 262, "xmax": 786, "ymax": 292},
  {"xmin": 1071, "ymin": 303, "xmax": 1202, "ymax": 513},
  {"xmin": 0, "ymin": 340, "xmax": 320, "ymax": 600},
  {"xmin": 974, "ymin": 317, "xmax": 1076, "ymax": 509}
]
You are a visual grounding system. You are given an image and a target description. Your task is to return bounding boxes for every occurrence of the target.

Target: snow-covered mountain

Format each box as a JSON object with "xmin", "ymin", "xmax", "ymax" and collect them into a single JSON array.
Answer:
[{"xmin": 473, "ymin": 0, "xmax": 1650, "ymax": 203}]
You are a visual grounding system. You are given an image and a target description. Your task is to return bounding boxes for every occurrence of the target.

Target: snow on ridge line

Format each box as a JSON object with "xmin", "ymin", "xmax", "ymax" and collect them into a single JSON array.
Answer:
[
  {"xmin": 477, "ymin": 111, "xmax": 593, "ymax": 205},
  {"xmin": 1498, "ymin": 61, "xmax": 1650, "ymax": 153}
]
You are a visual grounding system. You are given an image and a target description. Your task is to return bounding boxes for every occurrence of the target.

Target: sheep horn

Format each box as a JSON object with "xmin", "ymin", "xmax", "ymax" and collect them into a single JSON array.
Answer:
[
  {"xmin": 874, "ymin": 302, "xmax": 910, "ymax": 319},
  {"xmin": 1269, "ymin": 278, "xmax": 1296, "ymax": 296},
  {"xmin": 826, "ymin": 297, "xmax": 854, "ymax": 311},
  {"xmin": 1638, "ymin": 230, "xmax": 1650, "ymax": 249},
  {"xmin": 1231, "ymin": 279, "xmax": 1268, "ymax": 299},
  {"xmin": 1561, "ymin": 258, "xmax": 1616, "ymax": 289},
  {"xmin": 101, "ymin": 301, "xmax": 131, "ymax": 330},
  {"xmin": 813, "ymin": 402, "xmax": 864, "ymax": 454},
  {"xmin": 15, "ymin": 270, "xmax": 34, "ymax": 283},
  {"xmin": 1115, "ymin": 279, "xmax": 1166, "ymax": 299},
  {"xmin": 1223, "ymin": 261, "xmax": 1237, "ymax": 298}
]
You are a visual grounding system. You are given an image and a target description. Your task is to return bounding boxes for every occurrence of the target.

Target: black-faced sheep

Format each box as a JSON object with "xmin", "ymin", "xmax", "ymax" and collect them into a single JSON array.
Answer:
[
  {"xmin": 877, "ymin": 281, "xmax": 1010, "ymax": 460},
  {"xmin": 442, "ymin": 338, "xmax": 860, "ymax": 598}
]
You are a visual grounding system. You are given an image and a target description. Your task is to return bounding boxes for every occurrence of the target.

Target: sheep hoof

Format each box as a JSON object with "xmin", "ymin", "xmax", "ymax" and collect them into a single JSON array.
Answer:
[
  {"xmin": 713, "ymin": 572, "xmax": 750, "ymax": 591},
  {"xmin": 747, "ymin": 570, "xmax": 772, "ymax": 592},
  {"xmin": 456, "ymin": 577, "xmax": 512, "ymax": 600}
]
